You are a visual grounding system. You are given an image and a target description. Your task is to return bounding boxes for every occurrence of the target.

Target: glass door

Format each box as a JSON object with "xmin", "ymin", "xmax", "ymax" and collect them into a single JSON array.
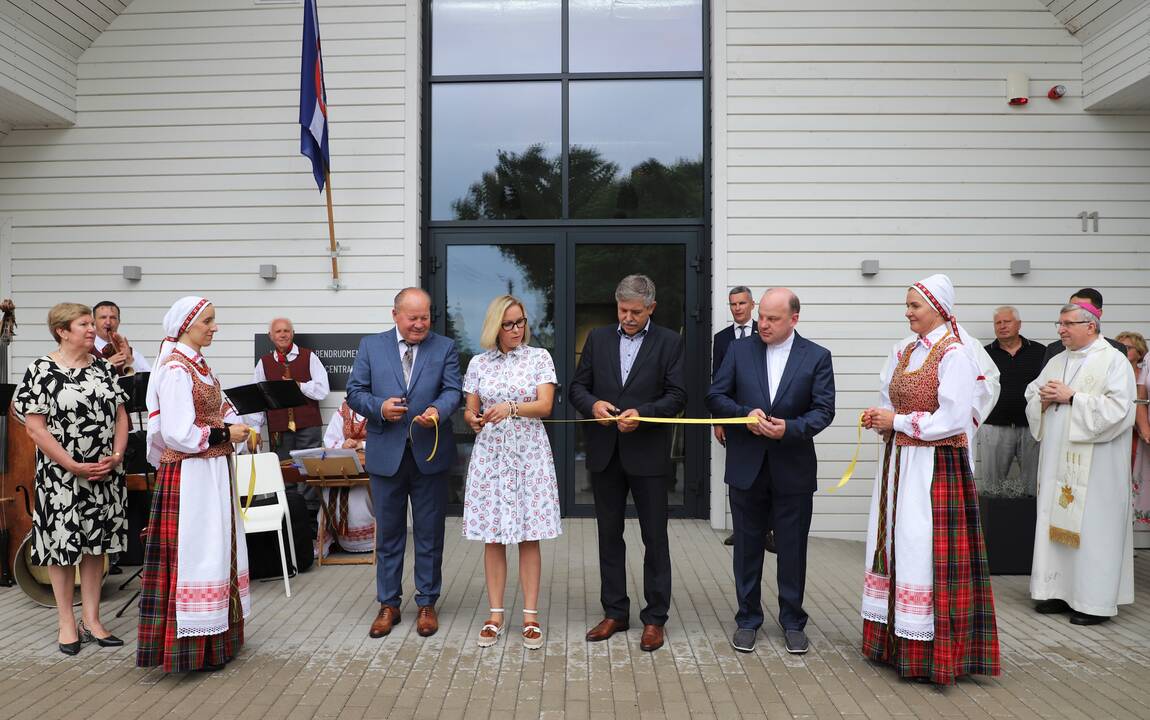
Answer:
[
  {"xmin": 566, "ymin": 231, "xmax": 704, "ymax": 517},
  {"xmin": 432, "ymin": 228, "xmax": 706, "ymax": 518},
  {"xmin": 431, "ymin": 231, "xmax": 564, "ymax": 511}
]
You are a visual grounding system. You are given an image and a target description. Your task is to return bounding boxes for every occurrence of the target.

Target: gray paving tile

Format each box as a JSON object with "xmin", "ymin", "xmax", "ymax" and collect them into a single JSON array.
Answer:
[{"xmin": 1, "ymin": 519, "xmax": 1149, "ymax": 719}]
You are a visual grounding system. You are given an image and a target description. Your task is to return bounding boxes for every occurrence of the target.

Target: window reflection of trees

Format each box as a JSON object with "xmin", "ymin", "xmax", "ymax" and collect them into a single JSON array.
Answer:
[{"xmin": 451, "ymin": 143, "xmax": 703, "ymax": 220}]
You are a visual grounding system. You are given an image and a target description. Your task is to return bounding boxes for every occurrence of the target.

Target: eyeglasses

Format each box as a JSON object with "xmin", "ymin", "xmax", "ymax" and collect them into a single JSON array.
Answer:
[
  {"xmin": 1053, "ymin": 321, "xmax": 1092, "ymax": 329},
  {"xmin": 500, "ymin": 318, "xmax": 527, "ymax": 331}
]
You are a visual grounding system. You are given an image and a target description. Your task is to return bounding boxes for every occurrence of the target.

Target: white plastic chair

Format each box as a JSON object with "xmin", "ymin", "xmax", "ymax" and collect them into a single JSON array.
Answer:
[{"xmin": 234, "ymin": 452, "xmax": 297, "ymax": 598}]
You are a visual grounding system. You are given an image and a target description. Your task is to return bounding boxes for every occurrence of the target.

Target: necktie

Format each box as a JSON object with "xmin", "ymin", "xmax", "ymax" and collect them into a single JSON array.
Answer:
[
  {"xmin": 278, "ymin": 351, "xmax": 296, "ymax": 431},
  {"xmin": 402, "ymin": 343, "xmax": 414, "ymax": 388},
  {"xmin": 737, "ymin": 326, "xmax": 746, "ymax": 339}
]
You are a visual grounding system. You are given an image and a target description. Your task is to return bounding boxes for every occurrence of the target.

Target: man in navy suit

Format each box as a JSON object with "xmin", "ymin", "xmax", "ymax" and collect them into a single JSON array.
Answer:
[
  {"xmin": 346, "ymin": 287, "xmax": 461, "ymax": 639},
  {"xmin": 706, "ymin": 288, "xmax": 835, "ymax": 654},
  {"xmin": 712, "ymin": 286, "xmax": 771, "ymax": 549}
]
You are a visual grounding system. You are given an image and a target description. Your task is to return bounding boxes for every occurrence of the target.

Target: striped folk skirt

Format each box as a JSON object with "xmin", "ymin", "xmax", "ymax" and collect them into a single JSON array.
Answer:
[
  {"xmin": 136, "ymin": 461, "xmax": 245, "ymax": 672},
  {"xmin": 862, "ymin": 444, "xmax": 1000, "ymax": 685}
]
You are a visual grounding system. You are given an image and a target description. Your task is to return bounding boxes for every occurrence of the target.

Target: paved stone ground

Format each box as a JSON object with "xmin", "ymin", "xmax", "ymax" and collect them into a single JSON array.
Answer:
[{"xmin": 1, "ymin": 518, "xmax": 1149, "ymax": 720}]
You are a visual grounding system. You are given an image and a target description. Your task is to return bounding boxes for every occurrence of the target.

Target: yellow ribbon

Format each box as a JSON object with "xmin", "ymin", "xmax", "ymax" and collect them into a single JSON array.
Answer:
[
  {"xmin": 239, "ymin": 429, "xmax": 259, "ymax": 519},
  {"xmin": 542, "ymin": 415, "xmax": 758, "ymax": 425},
  {"xmin": 408, "ymin": 413, "xmax": 440, "ymax": 463},
  {"xmin": 828, "ymin": 411, "xmax": 866, "ymax": 493}
]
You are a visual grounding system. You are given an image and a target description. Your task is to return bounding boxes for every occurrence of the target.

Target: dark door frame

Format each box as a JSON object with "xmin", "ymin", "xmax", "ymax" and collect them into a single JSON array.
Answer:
[{"xmin": 428, "ymin": 226, "xmax": 709, "ymax": 519}]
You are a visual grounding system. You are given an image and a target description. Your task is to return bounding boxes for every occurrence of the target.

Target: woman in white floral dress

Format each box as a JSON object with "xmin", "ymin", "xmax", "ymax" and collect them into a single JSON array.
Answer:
[{"xmin": 463, "ymin": 295, "xmax": 561, "ymax": 649}]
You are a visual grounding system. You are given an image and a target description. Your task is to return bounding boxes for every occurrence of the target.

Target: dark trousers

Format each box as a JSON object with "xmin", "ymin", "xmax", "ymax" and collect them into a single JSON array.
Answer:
[
  {"xmin": 370, "ymin": 447, "xmax": 447, "ymax": 609},
  {"xmin": 729, "ymin": 457, "xmax": 813, "ymax": 631},
  {"xmin": 273, "ymin": 425, "xmax": 324, "ymax": 536},
  {"xmin": 591, "ymin": 449, "xmax": 672, "ymax": 626}
]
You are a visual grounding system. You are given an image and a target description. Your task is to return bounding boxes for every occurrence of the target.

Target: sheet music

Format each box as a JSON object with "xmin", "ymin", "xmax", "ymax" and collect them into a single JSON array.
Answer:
[{"xmin": 288, "ymin": 447, "xmax": 363, "ymax": 475}]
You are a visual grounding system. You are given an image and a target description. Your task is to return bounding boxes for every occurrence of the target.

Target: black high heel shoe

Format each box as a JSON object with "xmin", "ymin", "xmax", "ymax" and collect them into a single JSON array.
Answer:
[
  {"xmin": 78, "ymin": 620, "xmax": 124, "ymax": 648},
  {"xmin": 58, "ymin": 639, "xmax": 81, "ymax": 656}
]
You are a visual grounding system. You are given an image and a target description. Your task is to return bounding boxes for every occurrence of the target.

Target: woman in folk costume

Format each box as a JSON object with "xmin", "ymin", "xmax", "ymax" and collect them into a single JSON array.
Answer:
[
  {"xmin": 860, "ymin": 274, "xmax": 1000, "ymax": 685},
  {"xmin": 137, "ymin": 297, "xmax": 253, "ymax": 673},
  {"xmin": 317, "ymin": 401, "xmax": 375, "ymax": 556}
]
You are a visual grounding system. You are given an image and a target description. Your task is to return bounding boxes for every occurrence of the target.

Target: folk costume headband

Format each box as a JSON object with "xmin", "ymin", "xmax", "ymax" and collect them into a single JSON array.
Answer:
[
  {"xmin": 165, "ymin": 296, "xmax": 211, "ymax": 342},
  {"xmin": 910, "ymin": 273, "xmax": 961, "ymax": 339},
  {"xmin": 144, "ymin": 295, "xmax": 214, "ymax": 468}
]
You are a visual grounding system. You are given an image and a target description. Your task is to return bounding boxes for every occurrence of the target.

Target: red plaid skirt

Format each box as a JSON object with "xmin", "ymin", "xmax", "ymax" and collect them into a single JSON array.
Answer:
[
  {"xmin": 863, "ymin": 445, "xmax": 1000, "ymax": 684},
  {"xmin": 136, "ymin": 461, "xmax": 244, "ymax": 672}
]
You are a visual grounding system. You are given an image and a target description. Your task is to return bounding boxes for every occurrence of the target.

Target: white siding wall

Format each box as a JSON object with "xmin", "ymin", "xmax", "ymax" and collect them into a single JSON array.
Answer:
[
  {"xmin": 714, "ymin": 0, "xmax": 1150, "ymax": 540},
  {"xmin": 1083, "ymin": 3, "xmax": 1150, "ymax": 110},
  {"xmin": 0, "ymin": 0, "xmax": 419, "ymax": 421},
  {"xmin": 1044, "ymin": 0, "xmax": 1146, "ymax": 39},
  {"xmin": 0, "ymin": 10, "xmax": 77, "ymax": 125}
]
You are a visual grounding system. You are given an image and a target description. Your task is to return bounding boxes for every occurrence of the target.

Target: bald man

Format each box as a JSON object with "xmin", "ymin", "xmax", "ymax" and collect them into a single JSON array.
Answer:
[
  {"xmin": 346, "ymin": 288, "xmax": 461, "ymax": 640},
  {"xmin": 706, "ymin": 288, "xmax": 835, "ymax": 655}
]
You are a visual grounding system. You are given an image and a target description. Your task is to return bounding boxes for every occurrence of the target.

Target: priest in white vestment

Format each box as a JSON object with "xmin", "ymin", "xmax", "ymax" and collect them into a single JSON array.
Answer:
[{"xmin": 1025, "ymin": 301, "xmax": 1136, "ymax": 625}]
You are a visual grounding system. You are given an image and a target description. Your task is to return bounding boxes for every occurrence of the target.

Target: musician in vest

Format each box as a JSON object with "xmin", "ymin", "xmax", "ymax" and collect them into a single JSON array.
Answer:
[
  {"xmin": 249, "ymin": 318, "xmax": 331, "ymax": 459},
  {"xmin": 93, "ymin": 300, "xmax": 150, "ymax": 375},
  {"xmin": 248, "ymin": 319, "xmax": 330, "ymax": 538}
]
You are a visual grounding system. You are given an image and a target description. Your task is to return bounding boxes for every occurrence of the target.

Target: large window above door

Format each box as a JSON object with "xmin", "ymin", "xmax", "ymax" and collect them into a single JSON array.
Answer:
[{"xmin": 428, "ymin": 0, "xmax": 705, "ymax": 222}]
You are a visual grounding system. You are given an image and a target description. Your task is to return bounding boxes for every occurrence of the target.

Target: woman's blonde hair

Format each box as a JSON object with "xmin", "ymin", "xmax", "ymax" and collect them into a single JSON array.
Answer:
[
  {"xmin": 1116, "ymin": 331, "xmax": 1147, "ymax": 361},
  {"xmin": 47, "ymin": 302, "xmax": 92, "ymax": 343},
  {"xmin": 479, "ymin": 295, "xmax": 530, "ymax": 351}
]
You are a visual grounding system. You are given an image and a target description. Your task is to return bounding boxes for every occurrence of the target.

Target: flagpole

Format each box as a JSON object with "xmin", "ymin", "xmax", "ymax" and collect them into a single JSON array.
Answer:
[{"xmin": 324, "ymin": 168, "xmax": 340, "ymax": 288}]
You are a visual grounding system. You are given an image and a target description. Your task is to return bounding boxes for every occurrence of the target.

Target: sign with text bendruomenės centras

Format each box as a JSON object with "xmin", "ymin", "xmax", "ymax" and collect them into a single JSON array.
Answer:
[{"xmin": 253, "ymin": 333, "xmax": 365, "ymax": 392}]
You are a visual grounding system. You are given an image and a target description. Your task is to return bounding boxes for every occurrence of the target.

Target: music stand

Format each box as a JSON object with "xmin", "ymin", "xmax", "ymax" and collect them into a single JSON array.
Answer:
[
  {"xmin": 113, "ymin": 373, "xmax": 154, "ymax": 617},
  {"xmin": 0, "ymin": 384, "xmax": 14, "ymax": 585},
  {"xmin": 0, "ymin": 384, "xmax": 14, "ymax": 415},
  {"xmin": 224, "ymin": 380, "xmax": 309, "ymax": 416},
  {"xmin": 117, "ymin": 372, "xmax": 150, "ymax": 415},
  {"xmin": 300, "ymin": 455, "xmax": 363, "ymax": 479}
]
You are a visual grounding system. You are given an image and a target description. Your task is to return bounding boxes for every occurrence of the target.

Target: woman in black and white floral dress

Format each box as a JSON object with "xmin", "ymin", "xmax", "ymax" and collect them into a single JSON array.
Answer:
[{"xmin": 14, "ymin": 302, "xmax": 129, "ymax": 655}]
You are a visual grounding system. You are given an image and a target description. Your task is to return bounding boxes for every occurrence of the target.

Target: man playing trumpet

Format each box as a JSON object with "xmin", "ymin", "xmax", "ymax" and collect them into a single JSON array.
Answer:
[{"xmin": 93, "ymin": 300, "xmax": 150, "ymax": 375}]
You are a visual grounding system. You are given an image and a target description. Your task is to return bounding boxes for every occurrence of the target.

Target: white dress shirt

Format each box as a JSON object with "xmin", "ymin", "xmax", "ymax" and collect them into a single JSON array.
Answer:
[
  {"xmin": 765, "ymin": 330, "xmax": 795, "ymax": 403},
  {"xmin": 618, "ymin": 320, "xmax": 650, "ymax": 385}
]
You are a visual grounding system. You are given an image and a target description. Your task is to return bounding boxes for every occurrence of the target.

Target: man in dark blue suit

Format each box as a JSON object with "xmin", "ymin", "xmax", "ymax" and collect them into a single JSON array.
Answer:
[
  {"xmin": 346, "ymin": 287, "xmax": 461, "ymax": 639},
  {"xmin": 712, "ymin": 286, "xmax": 769, "ymax": 549},
  {"xmin": 706, "ymin": 288, "xmax": 835, "ymax": 654}
]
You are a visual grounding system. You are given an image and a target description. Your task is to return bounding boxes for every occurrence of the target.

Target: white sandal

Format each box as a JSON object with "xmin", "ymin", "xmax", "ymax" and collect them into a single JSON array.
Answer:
[
  {"xmin": 522, "ymin": 609, "xmax": 543, "ymax": 650},
  {"xmin": 477, "ymin": 608, "xmax": 505, "ymax": 648}
]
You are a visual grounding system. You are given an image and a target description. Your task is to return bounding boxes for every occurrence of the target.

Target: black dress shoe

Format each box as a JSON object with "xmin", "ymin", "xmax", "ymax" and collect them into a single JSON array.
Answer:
[
  {"xmin": 764, "ymin": 531, "xmax": 777, "ymax": 555},
  {"xmin": 58, "ymin": 640, "xmax": 81, "ymax": 656},
  {"xmin": 723, "ymin": 533, "xmax": 735, "ymax": 546},
  {"xmin": 1035, "ymin": 599, "xmax": 1071, "ymax": 614},
  {"xmin": 196, "ymin": 662, "xmax": 226, "ymax": 672},
  {"xmin": 78, "ymin": 620, "xmax": 124, "ymax": 647},
  {"xmin": 108, "ymin": 564, "xmax": 124, "ymax": 576},
  {"xmin": 1070, "ymin": 612, "xmax": 1110, "ymax": 626},
  {"xmin": 94, "ymin": 633, "xmax": 124, "ymax": 647}
]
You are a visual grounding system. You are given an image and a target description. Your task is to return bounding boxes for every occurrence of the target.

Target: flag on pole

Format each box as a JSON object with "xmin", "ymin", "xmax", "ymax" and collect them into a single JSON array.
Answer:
[{"xmin": 300, "ymin": 0, "xmax": 330, "ymax": 191}]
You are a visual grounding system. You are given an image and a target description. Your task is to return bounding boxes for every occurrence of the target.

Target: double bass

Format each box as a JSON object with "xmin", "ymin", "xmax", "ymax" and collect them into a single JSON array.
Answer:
[{"xmin": 0, "ymin": 299, "xmax": 34, "ymax": 585}]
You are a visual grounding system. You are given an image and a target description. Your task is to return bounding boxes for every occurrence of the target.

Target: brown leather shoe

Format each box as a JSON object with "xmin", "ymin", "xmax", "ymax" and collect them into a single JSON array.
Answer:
[
  {"xmin": 585, "ymin": 617, "xmax": 629, "ymax": 642},
  {"xmin": 369, "ymin": 605, "xmax": 400, "ymax": 638},
  {"xmin": 640, "ymin": 624, "xmax": 665, "ymax": 652},
  {"xmin": 416, "ymin": 605, "xmax": 438, "ymax": 637}
]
